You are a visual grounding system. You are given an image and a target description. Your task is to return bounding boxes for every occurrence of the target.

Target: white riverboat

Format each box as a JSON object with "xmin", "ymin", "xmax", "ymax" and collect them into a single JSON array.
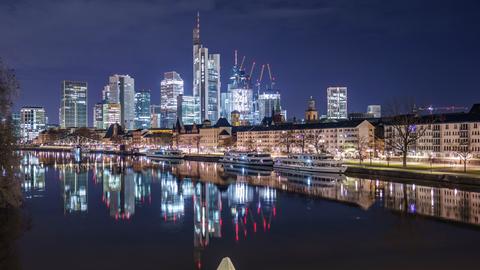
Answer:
[
  {"xmin": 274, "ymin": 153, "xmax": 347, "ymax": 174},
  {"xmin": 147, "ymin": 149, "xmax": 185, "ymax": 160},
  {"xmin": 219, "ymin": 152, "xmax": 274, "ymax": 168}
]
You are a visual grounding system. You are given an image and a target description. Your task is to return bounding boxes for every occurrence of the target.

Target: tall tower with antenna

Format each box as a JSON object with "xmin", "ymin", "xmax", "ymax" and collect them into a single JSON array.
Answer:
[{"xmin": 192, "ymin": 12, "xmax": 221, "ymax": 122}]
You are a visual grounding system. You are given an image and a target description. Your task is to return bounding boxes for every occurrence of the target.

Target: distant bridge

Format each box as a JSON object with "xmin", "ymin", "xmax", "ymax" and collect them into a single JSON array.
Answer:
[{"xmin": 50, "ymin": 135, "xmax": 102, "ymax": 147}]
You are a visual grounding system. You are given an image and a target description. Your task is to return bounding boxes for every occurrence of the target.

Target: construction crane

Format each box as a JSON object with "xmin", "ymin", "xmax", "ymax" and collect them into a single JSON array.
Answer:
[
  {"xmin": 256, "ymin": 64, "xmax": 266, "ymax": 94},
  {"xmin": 416, "ymin": 105, "xmax": 469, "ymax": 114},
  {"xmin": 258, "ymin": 64, "xmax": 265, "ymax": 84},
  {"xmin": 240, "ymin": 56, "xmax": 246, "ymax": 70},
  {"xmin": 249, "ymin": 61, "xmax": 256, "ymax": 78},
  {"xmin": 266, "ymin": 63, "xmax": 275, "ymax": 90}
]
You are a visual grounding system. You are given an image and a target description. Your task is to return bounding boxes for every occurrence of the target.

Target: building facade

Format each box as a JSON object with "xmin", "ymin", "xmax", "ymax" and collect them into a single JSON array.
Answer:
[
  {"xmin": 367, "ymin": 105, "xmax": 382, "ymax": 118},
  {"xmin": 60, "ymin": 80, "xmax": 87, "ymax": 128},
  {"xmin": 134, "ymin": 89, "xmax": 151, "ymax": 129},
  {"xmin": 236, "ymin": 120, "xmax": 375, "ymax": 156},
  {"xmin": 177, "ymin": 94, "xmax": 201, "ymax": 125},
  {"xmin": 384, "ymin": 105, "xmax": 480, "ymax": 159},
  {"xmin": 20, "ymin": 106, "xmax": 46, "ymax": 142},
  {"xmin": 108, "ymin": 74, "xmax": 135, "ymax": 130},
  {"xmin": 257, "ymin": 91, "xmax": 281, "ymax": 123},
  {"xmin": 161, "ymin": 71, "xmax": 184, "ymax": 128},
  {"xmin": 102, "ymin": 103, "xmax": 121, "ymax": 129},
  {"xmin": 327, "ymin": 87, "xmax": 348, "ymax": 120},
  {"xmin": 93, "ymin": 103, "xmax": 103, "ymax": 129},
  {"xmin": 150, "ymin": 105, "xmax": 162, "ymax": 128}
]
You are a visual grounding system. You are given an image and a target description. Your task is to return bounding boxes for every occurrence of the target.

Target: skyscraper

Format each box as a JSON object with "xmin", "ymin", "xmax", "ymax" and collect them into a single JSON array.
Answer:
[
  {"xmin": 59, "ymin": 81, "xmax": 87, "ymax": 128},
  {"xmin": 367, "ymin": 105, "xmax": 382, "ymax": 118},
  {"xmin": 177, "ymin": 94, "xmax": 200, "ymax": 125},
  {"xmin": 223, "ymin": 53, "xmax": 253, "ymax": 125},
  {"xmin": 134, "ymin": 89, "xmax": 151, "ymax": 129},
  {"xmin": 93, "ymin": 103, "xmax": 103, "ymax": 129},
  {"xmin": 150, "ymin": 105, "xmax": 162, "ymax": 128},
  {"xmin": 161, "ymin": 71, "xmax": 184, "ymax": 128},
  {"xmin": 102, "ymin": 103, "xmax": 121, "ymax": 129},
  {"xmin": 257, "ymin": 91, "xmax": 281, "ymax": 122},
  {"xmin": 20, "ymin": 106, "xmax": 46, "ymax": 142},
  {"xmin": 108, "ymin": 74, "xmax": 135, "ymax": 129},
  {"xmin": 192, "ymin": 13, "xmax": 221, "ymax": 122},
  {"xmin": 327, "ymin": 86, "xmax": 348, "ymax": 119}
]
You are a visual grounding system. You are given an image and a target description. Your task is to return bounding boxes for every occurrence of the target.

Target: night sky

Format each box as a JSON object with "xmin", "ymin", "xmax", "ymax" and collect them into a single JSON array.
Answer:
[{"xmin": 1, "ymin": 0, "xmax": 479, "ymax": 125}]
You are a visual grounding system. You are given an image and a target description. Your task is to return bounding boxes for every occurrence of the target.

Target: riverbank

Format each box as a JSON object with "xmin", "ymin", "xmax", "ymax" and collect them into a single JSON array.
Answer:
[{"xmin": 346, "ymin": 164, "xmax": 480, "ymax": 189}]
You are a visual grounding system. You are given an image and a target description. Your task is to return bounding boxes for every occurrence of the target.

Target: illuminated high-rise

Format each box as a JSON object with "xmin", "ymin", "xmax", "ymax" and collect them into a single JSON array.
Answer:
[
  {"xmin": 257, "ymin": 91, "xmax": 281, "ymax": 122},
  {"xmin": 327, "ymin": 86, "xmax": 348, "ymax": 119},
  {"xmin": 367, "ymin": 105, "xmax": 381, "ymax": 118},
  {"xmin": 134, "ymin": 89, "xmax": 151, "ymax": 129},
  {"xmin": 108, "ymin": 74, "xmax": 135, "ymax": 129},
  {"xmin": 20, "ymin": 106, "xmax": 46, "ymax": 142},
  {"xmin": 102, "ymin": 103, "xmax": 121, "ymax": 129},
  {"xmin": 192, "ymin": 13, "xmax": 221, "ymax": 122},
  {"xmin": 177, "ymin": 94, "xmax": 200, "ymax": 125},
  {"xmin": 60, "ymin": 80, "xmax": 87, "ymax": 128},
  {"xmin": 93, "ymin": 103, "xmax": 103, "ymax": 129},
  {"xmin": 150, "ymin": 105, "xmax": 162, "ymax": 128},
  {"xmin": 223, "ymin": 56, "xmax": 253, "ymax": 125},
  {"xmin": 161, "ymin": 72, "xmax": 184, "ymax": 128}
]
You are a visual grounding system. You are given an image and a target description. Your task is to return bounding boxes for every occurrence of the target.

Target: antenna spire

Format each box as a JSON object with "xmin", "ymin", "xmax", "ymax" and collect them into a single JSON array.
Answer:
[
  {"xmin": 234, "ymin": 50, "xmax": 238, "ymax": 66},
  {"xmin": 193, "ymin": 12, "xmax": 201, "ymax": 45},
  {"xmin": 196, "ymin": 11, "xmax": 200, "ymax": 30}
]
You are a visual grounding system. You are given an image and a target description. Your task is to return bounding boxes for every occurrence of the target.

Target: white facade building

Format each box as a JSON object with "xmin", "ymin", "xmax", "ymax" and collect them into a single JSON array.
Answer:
[
  {"xmin": 367, "ymin": 105, "xmax": 381, "ymax": 118},
  {"xmin": 327, "ymin": 87, "xmax": 348, "ymax": 120},
  {"xmin": 20, "ymin": 106, "xmax": 46, "ymax": 142}
]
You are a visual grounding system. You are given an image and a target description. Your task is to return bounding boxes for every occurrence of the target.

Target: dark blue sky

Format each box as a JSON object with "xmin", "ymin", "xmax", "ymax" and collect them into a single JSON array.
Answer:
[{"xmin": 1, "ymin": 0, "xmax": 479, "ymax": 124}]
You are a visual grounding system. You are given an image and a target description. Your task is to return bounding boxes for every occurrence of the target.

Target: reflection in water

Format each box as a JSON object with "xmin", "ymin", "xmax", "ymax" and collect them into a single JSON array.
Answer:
[
  {"xmin": 60, "ymin": 166, "xmax": 88, "ymax": 213},
  {"xmin": 19, "ymin": 151, "xmax": 480, "ymax": 268},
  {"xmin": 20, "ymin": 155, "xmax": 45, "ymax": 198},
  {"xmin": 161, "ymin": 173, "xmax": 185, "ymax": 222}
]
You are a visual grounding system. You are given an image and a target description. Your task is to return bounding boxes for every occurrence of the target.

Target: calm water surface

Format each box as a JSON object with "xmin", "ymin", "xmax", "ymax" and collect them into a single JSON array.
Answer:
[{"xmin": 15, "ymin": 152, "xmax": 480, "ymax": 269}]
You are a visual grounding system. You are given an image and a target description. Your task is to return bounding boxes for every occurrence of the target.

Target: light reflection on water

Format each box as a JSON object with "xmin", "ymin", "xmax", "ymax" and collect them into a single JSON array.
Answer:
[{"xmin": 18, "ymin": 151, "xmax": 480, "ymax": 269}]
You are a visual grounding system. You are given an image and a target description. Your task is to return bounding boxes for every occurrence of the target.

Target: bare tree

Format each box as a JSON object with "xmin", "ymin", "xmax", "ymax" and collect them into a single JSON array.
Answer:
[
  {"xmin": 279, "ymin": 130, "xmax": 295, "ymax": 153},
  {"xmin": 295, "ymin": 131, "xmax": 307, "ymax": 153},
  {"xmin": 193, "ymin": 135, "xmax": 202, "ymax": 153},
  {"xmin": 0, "ymin": 59, "xmax": 22, "ymax": 208},
  {"xmin": 384, "ymin": 100, "xmax": 432, "ymax": 168},
  {"xmin": 307, "ymin": 132, "xmax": 325, "ymax": 154},
  {"xmin": 356, "ymin": 136, "xmax": 370, "ymax": 165},
  {"xmin": 456, "ymin": 137, "xmax": 472, "ymax": 173},
  {"xmin": 244, "ymin": 138, "xmax": 255, "ymax": 152}
]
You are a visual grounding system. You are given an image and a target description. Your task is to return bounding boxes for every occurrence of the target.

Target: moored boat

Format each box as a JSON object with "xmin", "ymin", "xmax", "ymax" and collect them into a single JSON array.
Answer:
[
  {"xmin": 219, "ymin": 151, "xmax": 274, "ymax": 167},
  {"xmin": 147, "ymin": 149, "xmax": 185, "ymax": 160},
  {"xmin": 274, "ymin": 153, "xmax": 347, "ymax": 174}
]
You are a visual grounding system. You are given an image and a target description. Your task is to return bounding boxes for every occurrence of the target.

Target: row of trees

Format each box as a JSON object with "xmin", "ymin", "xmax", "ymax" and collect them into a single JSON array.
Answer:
[
  {"xmin": 384, "ymin": 101, "xmax": 473, "ymax": 171},
  {"xmin": 0, "ymin": 59, "xmax": 22, "ymax": 209}
]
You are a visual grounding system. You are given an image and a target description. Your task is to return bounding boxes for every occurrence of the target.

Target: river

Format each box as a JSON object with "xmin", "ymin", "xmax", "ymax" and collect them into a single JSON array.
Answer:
[{"xmin": 14, "ymin": 151, "xmax": 480, "ymax": 269}]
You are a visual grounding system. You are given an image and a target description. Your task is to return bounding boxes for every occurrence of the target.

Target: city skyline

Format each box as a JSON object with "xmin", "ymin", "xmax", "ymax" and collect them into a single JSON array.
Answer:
[{"xmin": 3, "ymin": 0, "xmax": 479, "ymax": 125}]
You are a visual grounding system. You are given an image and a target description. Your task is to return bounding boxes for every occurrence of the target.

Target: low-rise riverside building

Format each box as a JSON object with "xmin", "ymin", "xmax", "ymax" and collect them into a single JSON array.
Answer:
[
  {"xmin": 236, "ymin": 119, "xmax": 376, "ymax": 156},
  {"xmin": 384, "ymin": 104, "xmax": 480, "ymax": 159},
  {"xmin": 173, "ymin": 118, "xmax": 233, "ymax": 153}
]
